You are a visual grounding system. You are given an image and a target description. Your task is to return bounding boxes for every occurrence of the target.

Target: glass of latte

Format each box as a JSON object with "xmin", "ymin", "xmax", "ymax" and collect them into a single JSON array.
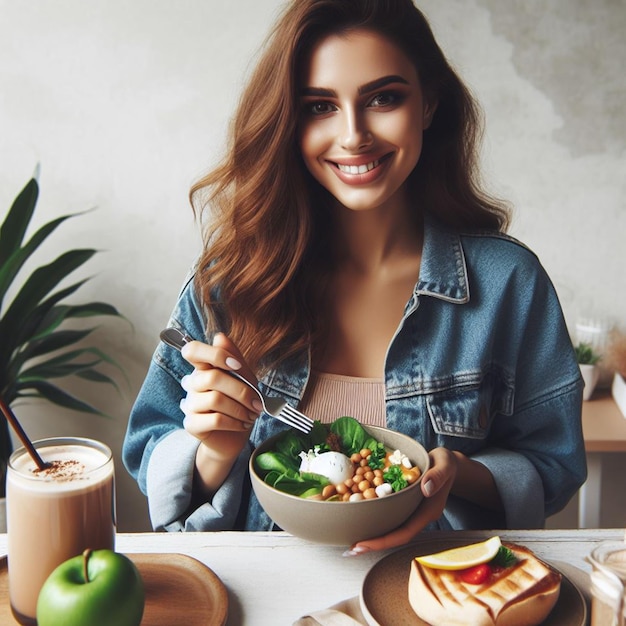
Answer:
[{"xmin": 6, "ymin": 437, "xmax": 116, "ymax": 625}]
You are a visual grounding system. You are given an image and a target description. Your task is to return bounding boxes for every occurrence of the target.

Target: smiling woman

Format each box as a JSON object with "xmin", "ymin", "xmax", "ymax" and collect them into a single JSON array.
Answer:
[
  {"xmin": 298, "ymin": 30, "xmax": 433, "ymax": 214},
  {"xmin": 122, "ymin": 0, "xmax": 586, "ymax": 556}
]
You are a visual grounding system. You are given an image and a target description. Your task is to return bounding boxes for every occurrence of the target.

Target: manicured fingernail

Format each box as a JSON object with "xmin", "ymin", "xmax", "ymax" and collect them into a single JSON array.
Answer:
[
  {"xmin": 342, "ymin": 546, "xmax": 370, "ymax": 557},
  {"xmin": 226, "ymin": 357, "xmax": 242, "ymax": 370},
  {"xmin": 423, "ymin": 480, "xmax": 434, "ymax": 497},
  {"xmin": 252, "ymin": 399, "xmax": 263, "ymax": 413}
]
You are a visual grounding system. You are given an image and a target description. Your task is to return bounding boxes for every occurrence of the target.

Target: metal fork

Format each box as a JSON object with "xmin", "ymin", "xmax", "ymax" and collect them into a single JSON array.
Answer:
[{"xmin": 159, "ymin": 327, "xmax": 314, "ymax": 434}]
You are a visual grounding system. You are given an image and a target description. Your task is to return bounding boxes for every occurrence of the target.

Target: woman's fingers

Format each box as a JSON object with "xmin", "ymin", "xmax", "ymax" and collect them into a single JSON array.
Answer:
[
  {"xmin": 183, "ymin": 410, "xmax": 253, "ymax": 438},
  {"xmin": 180, "ymin": 335, "xmax": 241, "ymax": 372},
  {"xmin": 178, "ymin": 332, "xmax": 261, "ymax": 438},
  {"xmin": 181, "ymin": 332, "xmax": 257, "ymax": 381},
  {"xmin": 419, "ymin": 447, "xmax": 458, "ymax": 498},
  {"xmin": 181, "ymin": 368, "xmax": 261, "ymax": 416}
]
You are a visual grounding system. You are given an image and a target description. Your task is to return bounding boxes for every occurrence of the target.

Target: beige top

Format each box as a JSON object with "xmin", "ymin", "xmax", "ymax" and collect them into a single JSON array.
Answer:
[{"xmin": 299, "ymin": 371, "xmax": 387, "ymax": 427}]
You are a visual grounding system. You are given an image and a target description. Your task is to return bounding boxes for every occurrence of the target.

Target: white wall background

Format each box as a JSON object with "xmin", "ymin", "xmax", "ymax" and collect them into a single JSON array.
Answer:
[{"xmin": 1, "ymin": 1, "xmax": 624, "ymax": 531}]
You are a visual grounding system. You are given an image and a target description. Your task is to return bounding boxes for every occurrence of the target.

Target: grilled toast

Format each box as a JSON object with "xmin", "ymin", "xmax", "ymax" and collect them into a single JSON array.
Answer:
[{"xmin": 408, "ymin": 543, "xmax": 561, "ymax": 626}]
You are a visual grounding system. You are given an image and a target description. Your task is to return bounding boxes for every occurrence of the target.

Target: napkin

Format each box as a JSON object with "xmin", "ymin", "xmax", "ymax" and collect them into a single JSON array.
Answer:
[{"xmin": 293, "ymin": 596, "xmax": 367, "ymax": 626}]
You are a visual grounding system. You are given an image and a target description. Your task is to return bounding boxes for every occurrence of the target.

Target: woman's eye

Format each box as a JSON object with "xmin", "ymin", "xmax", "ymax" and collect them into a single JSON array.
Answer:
[
  {"xmin": 369, "ymin": 91, "xmax": 401, "ymax": 108},
  {"xmin": 304, "ymin": 102, "xmax": 336, "ymax": 116}
]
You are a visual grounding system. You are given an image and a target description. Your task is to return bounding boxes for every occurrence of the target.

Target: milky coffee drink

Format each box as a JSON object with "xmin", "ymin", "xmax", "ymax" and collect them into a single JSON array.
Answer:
[{"xmin": 7, "ymin": 437, "xmax": 115, "ymax": 625}]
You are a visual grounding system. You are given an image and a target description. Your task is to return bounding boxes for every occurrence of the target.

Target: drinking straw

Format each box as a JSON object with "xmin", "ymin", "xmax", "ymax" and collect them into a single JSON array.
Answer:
[{"xmin": 0, "ymin": 394, "xmax": 49, "ymax": 471}]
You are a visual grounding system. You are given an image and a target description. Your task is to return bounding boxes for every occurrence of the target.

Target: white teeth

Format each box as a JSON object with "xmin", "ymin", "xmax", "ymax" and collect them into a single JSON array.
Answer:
[{"xmin": 337, "ymin": 159, "xmax": 380, "ymax": 174}]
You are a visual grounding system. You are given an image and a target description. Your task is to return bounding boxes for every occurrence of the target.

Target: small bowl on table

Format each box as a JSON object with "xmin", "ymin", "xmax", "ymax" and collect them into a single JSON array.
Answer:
[{"xmin": 249, "ymin": 425, "xmax": 430, "ymax": 546}]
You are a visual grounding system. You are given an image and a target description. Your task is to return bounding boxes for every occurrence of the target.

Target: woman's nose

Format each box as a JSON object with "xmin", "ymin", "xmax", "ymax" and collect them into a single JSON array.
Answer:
[{"xmin": 339, "ymin": 110, "xmax": 373, "ymax": 151}]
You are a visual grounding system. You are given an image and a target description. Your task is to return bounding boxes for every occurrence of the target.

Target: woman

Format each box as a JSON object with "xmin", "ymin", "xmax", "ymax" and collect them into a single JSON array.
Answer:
[{"xmin": 123, "ymin": 0, "xmax": 586, "ymax": 555}]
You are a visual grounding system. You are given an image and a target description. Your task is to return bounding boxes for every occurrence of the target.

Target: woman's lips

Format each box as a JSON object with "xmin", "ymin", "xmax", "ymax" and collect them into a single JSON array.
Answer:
[{"xmin": 329, "ymin": 153, "xmax": 392, "ymax": 184}]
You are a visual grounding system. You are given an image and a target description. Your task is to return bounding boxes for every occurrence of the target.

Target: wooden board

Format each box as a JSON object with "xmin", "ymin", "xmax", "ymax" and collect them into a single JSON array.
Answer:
[{"xmin": 0, "ymin": 552, "xmax": 228, "ymax": 625}]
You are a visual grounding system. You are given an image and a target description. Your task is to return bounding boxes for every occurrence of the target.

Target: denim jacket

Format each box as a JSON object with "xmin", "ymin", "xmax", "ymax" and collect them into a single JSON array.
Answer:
[{"xmin": 122, "ymin": 217, "xmax": 587, "ymax": 533}]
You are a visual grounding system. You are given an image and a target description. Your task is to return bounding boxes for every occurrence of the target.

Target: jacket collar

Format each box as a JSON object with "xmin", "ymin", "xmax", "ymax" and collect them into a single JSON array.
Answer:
[{"xmin": 415, "ymin": 215, "xmax": 469, "ymax": 304}]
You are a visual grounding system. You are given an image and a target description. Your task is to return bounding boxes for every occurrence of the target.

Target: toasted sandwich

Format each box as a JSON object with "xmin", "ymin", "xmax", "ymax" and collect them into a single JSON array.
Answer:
[{"xmin": 408, "ymin": 543, "xmax": 561, "ymax": 626}]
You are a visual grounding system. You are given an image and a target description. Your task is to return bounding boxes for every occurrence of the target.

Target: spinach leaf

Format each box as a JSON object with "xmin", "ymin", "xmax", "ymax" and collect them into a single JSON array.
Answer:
[
  {"xmin": 275, "ymin": 431, "xmax": 309, "ymax": 462},
  {"xmin": 330, "ymin": 416, "xmax": 367, "ymax": 455},
  {"xmin": 255, "ymin": 451, "xmax": 299, "ymax": 475},
  {"xmin": 260, "ymin": 466, "xmax": 328, "ymax": 496}
]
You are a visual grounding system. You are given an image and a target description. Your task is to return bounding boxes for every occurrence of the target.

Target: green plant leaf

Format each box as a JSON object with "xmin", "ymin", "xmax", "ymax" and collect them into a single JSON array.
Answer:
[
  {"xmin": 0, "ymin": 249, "xmax": 96, "ymax": 347},
  {"xmin": 66, "ymin": 302, "xmax": 124, "ymax": 318},
  {"xmin": 0, "ymin": 178, "xmax": 38, "ymax": 267},
  {"xmin": 0, "ymin": 285, "xmax": 89, "ymax": 373},
  {"xmin": 19, "ymin": 345, "xmax": 123, "ymax": 377},
  {"xmin": 75, "ymin": 368, "xmax": 121, "ymax": 391},
  {"xmin": 12, "ymin": 283, "xmax": 118, "ymax": 350},
  {"xmin": 0, "ymin": 214, "xmax": 76, "ymax": 310},
  {"xmin": 27, "ymin": 304, "xmax": 76, "ymax": 341},
  {"xmin": 13, "ymin": 380, "xmax": 106, "ymax": 416},
  {"xmin": 18, "ymin": 358, "xmax": 104, "ymax": 381},
  {"xmin": 15, "ymin": 329, "xmax": 96, "ymax": 362}
]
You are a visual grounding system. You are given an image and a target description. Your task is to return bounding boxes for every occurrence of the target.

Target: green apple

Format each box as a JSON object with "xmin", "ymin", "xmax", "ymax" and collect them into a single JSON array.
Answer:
[{"xmin": 37, "ymin": 548, "xmax": 144, "ymax": 626}]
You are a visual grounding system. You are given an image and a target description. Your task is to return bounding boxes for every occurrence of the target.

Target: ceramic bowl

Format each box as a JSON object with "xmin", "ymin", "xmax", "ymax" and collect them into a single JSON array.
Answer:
[{"xmin": 249, "ymin": 425, "xmax": 430, "ymax": 545}]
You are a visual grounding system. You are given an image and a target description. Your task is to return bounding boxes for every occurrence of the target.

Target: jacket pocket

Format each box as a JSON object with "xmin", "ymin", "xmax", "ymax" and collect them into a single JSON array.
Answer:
[{"xmin": 426, "ymin": 372, "xmax": 514, "ymax": 443}]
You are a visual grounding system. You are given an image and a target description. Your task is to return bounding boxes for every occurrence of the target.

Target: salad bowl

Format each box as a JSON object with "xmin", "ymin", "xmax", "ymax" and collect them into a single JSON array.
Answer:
[{"xmin": 249, "ymin": 423, "xmax": 430, "ymax": 545}]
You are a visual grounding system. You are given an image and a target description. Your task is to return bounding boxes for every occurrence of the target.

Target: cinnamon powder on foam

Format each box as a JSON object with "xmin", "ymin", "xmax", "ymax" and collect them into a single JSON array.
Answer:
[{"xmin": 32, "ymin": 459, "xmax": 86, "ymax": 482}]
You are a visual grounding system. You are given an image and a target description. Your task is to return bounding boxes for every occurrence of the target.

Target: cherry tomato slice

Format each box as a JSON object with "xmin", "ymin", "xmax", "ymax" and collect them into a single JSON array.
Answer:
[{"xmin": 458, "ymin": 563, "xmax": 491, "ymax": 585}]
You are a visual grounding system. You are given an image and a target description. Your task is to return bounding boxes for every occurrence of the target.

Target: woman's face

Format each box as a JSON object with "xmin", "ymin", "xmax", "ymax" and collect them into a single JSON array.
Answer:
[{"xmin": 298, "ymin": 29, "xmax": 435, "ymax": 214}]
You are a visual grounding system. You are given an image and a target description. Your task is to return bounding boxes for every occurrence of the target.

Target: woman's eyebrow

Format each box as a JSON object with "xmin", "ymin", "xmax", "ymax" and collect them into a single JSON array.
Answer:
[
  {"xmin": 358, "ymin": 75, "xmax": 409, "ymax": 95},
  {"xmin": 300, "ymin": 75, "xmax": 410, "ymax": 98}
]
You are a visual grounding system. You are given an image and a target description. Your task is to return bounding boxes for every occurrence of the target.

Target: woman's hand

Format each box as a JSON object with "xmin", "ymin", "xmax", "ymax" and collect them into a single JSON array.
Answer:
[
  {"xmin": 179, "ymin": 332, "xmax": 261, "ymax": 496},
  {"xmin": 343, "ymin": 447, "xmax": 458, "ymax": 556}
]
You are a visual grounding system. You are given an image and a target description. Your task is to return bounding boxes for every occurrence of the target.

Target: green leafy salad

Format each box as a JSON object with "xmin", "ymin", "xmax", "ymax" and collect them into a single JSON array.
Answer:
[{"xmin": 253, "ymin": 416, "xmax": 421, "ymax": 501}]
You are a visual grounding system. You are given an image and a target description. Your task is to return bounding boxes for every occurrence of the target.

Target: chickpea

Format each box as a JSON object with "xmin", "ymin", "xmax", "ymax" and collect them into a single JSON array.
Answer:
[
  {"xmin": 342, "ymin": 493, "xmax": 351, "ymax": 502},
  {"xmin": 344, "ymin": 478, "xmax": 354, "ymax": 489},
  {"xmin": 355, "ymin": 466, "xmax": 366, "ymax": 476},
  {"xmin": 335, "ymin": 483, "xmax": 348, "ymax": 495},
  {"xmin": 364, "ymin": 471, "xmax": 375, "ymax": 483},
  {"xmin": 322, "ymin": 485, "xmax": 337, "ymax": 499},
  {"xmin": 350, "ymin": 452, "xmax": 362, "ymax": 464},
  {"xmin": 358, "ymin": 479, "xmax": 371, "ymax": 492},
  {"xmin": 373, "ymin": 476, "xmax": 384, "ymax": 487},
  {"xmin": 359, "ymin": 458, "xmax": 369, "ymax": 467},
  {"xmin": 359, "ymin": 448, "xmax": 371, "ymax": 459},
  {"xmin": 374, "ymin": 469, "xmax": 383, "ymax": 478},
  {"xmin": 363, "ymin": 488, "xmax": 377, "ymax": 500},
  {"xmin": 351, "ymin": 483, "xmax": 361, "ymax": 493}
]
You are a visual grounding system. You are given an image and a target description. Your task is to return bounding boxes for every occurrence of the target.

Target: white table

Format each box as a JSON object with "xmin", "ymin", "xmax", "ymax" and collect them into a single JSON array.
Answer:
[{"xmin": 1, "ymin": 529, "xmax": 622, "ymax": 625}]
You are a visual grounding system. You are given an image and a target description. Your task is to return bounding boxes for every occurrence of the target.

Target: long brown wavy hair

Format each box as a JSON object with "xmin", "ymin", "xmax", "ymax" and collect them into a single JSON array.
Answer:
[{"xmin": 191, "ymin": 0, "xmax": 511, "ymax": 372}]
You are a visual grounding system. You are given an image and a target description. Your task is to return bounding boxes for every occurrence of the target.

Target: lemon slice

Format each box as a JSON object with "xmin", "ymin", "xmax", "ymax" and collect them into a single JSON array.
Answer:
[{"xmin": 415, "ymin": 536, "xmax": 502, "ymax": 570}]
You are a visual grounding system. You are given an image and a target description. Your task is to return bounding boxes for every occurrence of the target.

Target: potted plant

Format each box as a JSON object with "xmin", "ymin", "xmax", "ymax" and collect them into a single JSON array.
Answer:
[
  {"xmin": 0, "ymin": 172, "xmax": 125, "ymax": 526},
  {"xmin": 575, "ymin": 342, "xmax": 602, "ymax": 401}
]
